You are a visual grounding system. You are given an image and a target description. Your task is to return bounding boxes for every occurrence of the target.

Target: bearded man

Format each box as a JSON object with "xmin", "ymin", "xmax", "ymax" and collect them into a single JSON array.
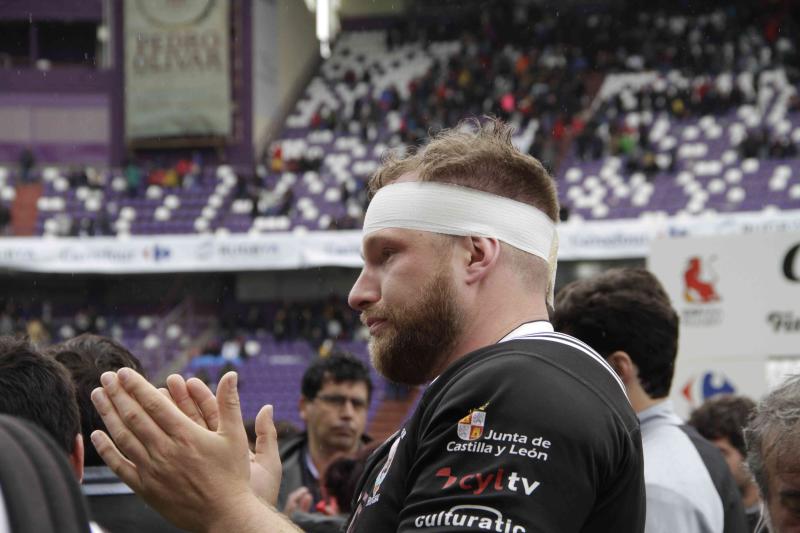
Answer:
[{"xmin": 90, "ymin": 119, "xmax": 645, "ymax": 533}]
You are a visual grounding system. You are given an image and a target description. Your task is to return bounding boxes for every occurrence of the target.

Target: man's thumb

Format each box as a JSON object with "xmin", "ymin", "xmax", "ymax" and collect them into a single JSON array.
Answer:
[
  {"xmin": 216, "ymin": 371, "xmax": 244, "ymax": 435},
  {"xmin": 254, "ymin": 404, "xmax": 279, "ymax": 458}
]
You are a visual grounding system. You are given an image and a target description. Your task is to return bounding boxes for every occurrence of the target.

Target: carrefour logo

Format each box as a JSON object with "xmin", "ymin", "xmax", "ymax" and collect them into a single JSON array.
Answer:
[
  {"xmin": 143, "ymin": 245, "xmax": 171, "ymax": 262},
  {"xmin": 682, "ymin": 371, "xmax": 736, "ymax": 407}
]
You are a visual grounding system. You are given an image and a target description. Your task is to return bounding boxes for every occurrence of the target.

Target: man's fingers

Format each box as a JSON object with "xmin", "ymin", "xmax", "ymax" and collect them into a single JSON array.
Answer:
[
  {"xmin": 298, "ymin": 492, "xmax": 313, "ymax": 513},
  {"xmin": 114, "ymin": 368, "xmax": 193, "ymax": 440},
  {"xmin": 166, "ymin": 374, "xmax": 208, "ymax": 430},
  {"xmin": 91, "ymin": 387, "xmax": 151, "ymax": 466},
  {"xmin": 215, "ymin": 372, "xmax": 245, "ymax": 437},
  {"xmin": 186, "ymin": 377, "xmax": 220, "ymax": 431},
  {"xmin": 90, "ymin": 429, "xmax": 142, "ymax": 492},
  {"xmin": 254, "ymin": 404, "xmax": 279, "ymax": 462},
  {"xmin": 284, "ymin": 487, "xmax": 311, "ymax": 514},
  {"xmin": 252, "ymin": 404, "xmax": 282, "ymax": 506}
]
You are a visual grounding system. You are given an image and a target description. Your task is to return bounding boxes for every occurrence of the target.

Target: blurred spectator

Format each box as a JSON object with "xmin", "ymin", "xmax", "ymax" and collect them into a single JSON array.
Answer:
[
  {"xmin": 86, "ymin": 166, "xmax": 104, "ymax": 189},
  {"xmin": 289, "ymin": 442, "xmax": 381, "ymax": 533},
  {"xmin": 68, "ymin": 165, "xmax": 88, "ymax": 188},
  {"xmin": 124, "ymin": 160, "xmax": 143, "ymax": 197},
  {"xmin": 19, "ymin": 147, "xmax": 35, "ymax": 183},
  {"xmin": 278, "ymin": 354, "xmax": 373, "ymax": 516},
  {"xmin": 689, "ymin": 395, "xmax": 761, "ymax": 531},
  {"xmin": 744, "ymin": 376, "xmax": 800, "ymax": 533},
  {"xmin": 50, "ymin": 333, "xmax": 186, "ymax": 533},
  {"xmin": 0, "ymin": 336, "xmax": 83, "ymax": 480},
  {"xmin": 163, "ymin": 167, "xmax": 179, "ymax": 188},
  {"xmin": 0, "ymin": 203, "xmax": 11, "ymax": 236},
  {"xmin": 26, "ymin": 318, "xmax": 50, "ymax": 348},
  {"xmin": 554, "ymin": 268, "xmax": 749, "ymax": 533},
  {"xmin": 221, "ymin": 336, "xmax": 242, "ymax": 360}
]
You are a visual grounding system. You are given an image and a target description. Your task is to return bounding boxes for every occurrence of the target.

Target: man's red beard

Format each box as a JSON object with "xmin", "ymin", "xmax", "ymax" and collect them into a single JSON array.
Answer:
[{"xmin": 363, "ymin": 268, "xmax": 465, "ymax": 385}]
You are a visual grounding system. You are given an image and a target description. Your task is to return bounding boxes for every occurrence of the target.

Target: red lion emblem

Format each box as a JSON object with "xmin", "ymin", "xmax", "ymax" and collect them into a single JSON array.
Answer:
[{"xmin": 683, "ymin": 256, "xmax": 720, "ymax": 303}]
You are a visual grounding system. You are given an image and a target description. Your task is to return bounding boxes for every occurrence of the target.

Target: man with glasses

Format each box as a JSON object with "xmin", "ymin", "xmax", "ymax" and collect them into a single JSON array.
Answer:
[{"xmin": 278, "ymin": 353, "xmax": 372, "ymax": 516}]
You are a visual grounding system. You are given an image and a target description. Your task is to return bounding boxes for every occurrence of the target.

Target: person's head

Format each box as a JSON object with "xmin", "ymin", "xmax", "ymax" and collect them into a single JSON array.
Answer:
[
  {"xmin": 689, "ymin": 395, "xmax": 757, "ymax": 495},
  {"xmin": 552, "ymin": 268, "xmax": 679, "ymax": 411},
  {"xmin": 349, "ymin": 118, "xmax": 559, "ymax": 384},
  {"xmin": 299, "ymin": 354, "xmax": 372, "ymax": 455},
  {"xmin": 322, "ymin": 441, "xmax": 382, "ymax": 514},
  {"xmin": 48, "ymin": 333, "xmax": 144, "ymax": 467},
  {"xmin": 745, "ymin": 376, "xmax": 800, "ymax": 532},
  {"xmin": 0, "ymin": 335, "xmax": 83, "ymax": 480}
]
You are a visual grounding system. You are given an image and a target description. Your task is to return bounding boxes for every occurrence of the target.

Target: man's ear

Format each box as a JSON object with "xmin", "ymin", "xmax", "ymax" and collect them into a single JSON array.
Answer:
[
  {"xmin": 299, "ymin": 396, "xmax": 309, "ymax": 422},
  {"xmin": 463, "ymin": 237, "xmax": 502, "ymax": 285},
  {"xmin": 70, "ymin": 433, "xmax": 85, "ymax": 482},
  {"xmin": 606, "ymin": 351, "xmax": 638, "ymax": 385}
]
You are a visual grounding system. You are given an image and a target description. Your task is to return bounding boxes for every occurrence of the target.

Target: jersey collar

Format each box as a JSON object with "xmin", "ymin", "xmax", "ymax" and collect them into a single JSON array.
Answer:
[{"xmin": 497, "ymin": 320, "xmax": 554, "ymax": 343}]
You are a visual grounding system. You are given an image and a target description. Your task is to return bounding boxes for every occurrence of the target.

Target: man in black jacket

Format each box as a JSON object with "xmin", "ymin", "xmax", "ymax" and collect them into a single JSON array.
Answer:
[{"xmin": 277, "ymin": 354, "xmax": 372, "ymax": 514}]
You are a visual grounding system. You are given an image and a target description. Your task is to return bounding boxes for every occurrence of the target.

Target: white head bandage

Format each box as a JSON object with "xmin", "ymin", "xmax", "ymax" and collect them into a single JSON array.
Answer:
[{"xmin": 362, "ymin": 181, "xmax": 559, "ymax": 308}]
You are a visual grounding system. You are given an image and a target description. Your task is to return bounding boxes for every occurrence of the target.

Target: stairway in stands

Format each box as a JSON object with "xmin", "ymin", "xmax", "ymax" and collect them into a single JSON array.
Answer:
[
  {"xmin": 367, "ymin": 387, "xmax": 420, "ymax": 444},
  {"xmin": 12, "ymin": 183, "xmax": 43, "ymax": 236}
]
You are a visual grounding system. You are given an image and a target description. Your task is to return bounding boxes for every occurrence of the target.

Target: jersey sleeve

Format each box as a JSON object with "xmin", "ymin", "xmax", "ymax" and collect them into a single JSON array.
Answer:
[{"xmin": 395, "ymin": 352, "xmax": 644, "ymax": 533}]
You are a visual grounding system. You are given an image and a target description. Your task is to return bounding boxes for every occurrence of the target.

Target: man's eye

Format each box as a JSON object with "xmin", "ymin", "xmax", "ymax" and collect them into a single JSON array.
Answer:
[
  {"xmin": 781, "ymin": 495, "xmax": 800, "ymax": 515},
  {"xmin": 381, "ymin": 249, "xmax": 395, "ymax": 260}
]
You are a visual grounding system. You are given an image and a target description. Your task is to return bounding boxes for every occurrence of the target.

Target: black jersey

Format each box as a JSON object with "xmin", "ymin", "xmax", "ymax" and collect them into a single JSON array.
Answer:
[{"xmin": 346, "ymin": 327, "xmax": 645, "ymax": 533}]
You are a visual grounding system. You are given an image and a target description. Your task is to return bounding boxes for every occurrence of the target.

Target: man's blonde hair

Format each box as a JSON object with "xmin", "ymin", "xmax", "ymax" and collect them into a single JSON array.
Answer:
[
  {"xmin": 369, "ymin": 118, "xmax": 558, "ymax": 289},
  {"xmin": 369, "ymin": 118, "xmax": 559, "ymax": 222}
]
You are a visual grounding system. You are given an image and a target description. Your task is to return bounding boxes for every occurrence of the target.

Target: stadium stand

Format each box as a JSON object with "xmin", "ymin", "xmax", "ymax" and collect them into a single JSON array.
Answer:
[
  {"xmin": 2, "ymin": 0, "xmax": 796, "ymax": 432},
  {"xmin": 8, "ymin": 3, "xmax": 797, "ymax": 238}
]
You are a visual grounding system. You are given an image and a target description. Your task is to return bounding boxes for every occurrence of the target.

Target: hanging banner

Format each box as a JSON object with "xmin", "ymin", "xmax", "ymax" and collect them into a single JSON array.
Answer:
[{"xmin": 124, "ymin": 0, "xmax": 232, "ymax": 139}]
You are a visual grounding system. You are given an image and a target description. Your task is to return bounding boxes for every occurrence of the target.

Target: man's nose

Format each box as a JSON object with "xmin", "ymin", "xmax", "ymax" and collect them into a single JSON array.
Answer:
[{"xmin": 348, "ymin": 268, "xmax": 379, "ymax": 311}]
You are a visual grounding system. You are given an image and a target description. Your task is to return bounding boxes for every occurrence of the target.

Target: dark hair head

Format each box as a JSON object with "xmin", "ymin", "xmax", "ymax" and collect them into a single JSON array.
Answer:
[
  {"xmin": 553, "ymin": 268, "xmax": 679, "ymax": 398},
  {"xmin": 48, "ymin": 334, "xmax": 144, "ymax": 467},
  {"xmin": 323, "ymin": 456, "xmax": 359, "ymax": 512},
  {"xmin": 688, "ymin": 394, "xmax": 756, "ymax": 456},
  {"xmin": 301, "ymin": 353, "xmax": 373, "ymax": 402},
  {"xmin": 323, "ymin": 441, "xmax": 382, "ymax": 513},
  {"xmin": 0, "ymin": 336, "xmax": 80, "ymax": 454}
]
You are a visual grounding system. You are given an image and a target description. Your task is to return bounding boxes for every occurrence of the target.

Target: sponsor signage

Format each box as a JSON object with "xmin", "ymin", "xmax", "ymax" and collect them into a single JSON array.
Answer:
[
  {"xmin": 124, "ymin": 0, "xmax": 232, "ymax": 139},
  {"xmin": 0, "ymin": 232, "xmax": 357, "ymax": 274},
  {"xmin": 435, "ymin": 466, "xmax": 541, "ymax": 496},
  {"xmin": 558, "ymin": 209, "xmax": 800, "ymax": 260},
  {"xmin": 4, "ymin": 210, "xmax": 800, "ymax": 273},
  {"xmin": 649, "ymin": 231, "xmax": 800, "ymax": 414},
  {"xmin": 414, "ymin": 505, "xmax": 526, "ymax": 532},
  {"xmin": 447, "ymin": 405, "xmax": 552, "ymax": 462}
]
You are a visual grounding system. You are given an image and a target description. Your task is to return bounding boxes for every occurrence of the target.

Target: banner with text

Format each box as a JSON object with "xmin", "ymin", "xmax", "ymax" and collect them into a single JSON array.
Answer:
[
  {"xmin": 649, "ymin": 231, "xmax": 800, "ymax": 415},
  {"xmin": 1, "ymin": 210, "xmax": 799, "ymax": 273},
  {"xmin": 124, "ymin": 0, "xmax": 231, "ymax": 139}
]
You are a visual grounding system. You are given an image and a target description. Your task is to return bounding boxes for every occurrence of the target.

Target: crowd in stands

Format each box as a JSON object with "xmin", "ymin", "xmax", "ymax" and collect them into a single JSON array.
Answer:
[
  {"xmin": 0, "ymin": 298, "xmax": 56, "ymax": 347},
  {"xmin": 122, "ymin": 153, "xmax": 207, "ymax": 197},
  {"xmin": 201, "ymin": 296, "xmax": 365, "ymax": 362},
  {"xmin": 290, "ymin": 1, "xmax": 798, "ymax": 175},
  {"xmin": 2, "ymin": 1, "xmax": 798, "ymax": 240}
]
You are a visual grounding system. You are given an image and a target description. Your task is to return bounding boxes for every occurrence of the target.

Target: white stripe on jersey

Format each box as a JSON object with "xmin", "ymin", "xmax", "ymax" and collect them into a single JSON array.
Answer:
[
  {"xmin": 517, "ymin": 333, "xmax": 626, "ymax": 395},
  {"xmin": 498, "ymin": 322, "xmax": 627, "ymax": 397}
]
